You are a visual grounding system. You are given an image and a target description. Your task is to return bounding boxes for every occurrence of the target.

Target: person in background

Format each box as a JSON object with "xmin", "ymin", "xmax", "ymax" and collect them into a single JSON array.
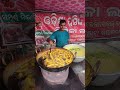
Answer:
[{"xmin": 48, "ymin": 20, "xmax": 70, "ymax": 48}]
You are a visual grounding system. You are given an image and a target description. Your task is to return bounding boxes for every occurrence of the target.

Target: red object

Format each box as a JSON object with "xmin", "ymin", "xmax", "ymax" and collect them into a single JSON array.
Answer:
[
  {"xmin": 0, "ymin": 0, "xmax": 34, "ymax": 11},
  {"xmin": 35, "ymin": 0, "xmax": 85, "ymax": 14},
  {"xmin": 35, "ymin": 12, "xmax": 85, "ymax": 42},
  {"xmin": 86, "ymin": 0, "xmax": 120, "ymax": 39}
]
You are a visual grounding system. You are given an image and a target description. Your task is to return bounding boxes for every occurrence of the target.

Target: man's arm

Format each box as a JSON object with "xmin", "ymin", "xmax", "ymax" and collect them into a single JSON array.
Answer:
[
  {"xmin": 47, "ymin": 38, "xmax": 54, "ymax": 44},
  {"xmin": 47, "ymin": 32, "xmax": 56, "ymax": 46}
]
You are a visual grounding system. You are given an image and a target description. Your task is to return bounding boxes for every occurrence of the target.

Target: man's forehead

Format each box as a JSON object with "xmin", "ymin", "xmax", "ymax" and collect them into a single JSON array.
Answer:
[{"xmin": 60, "ymin": 23, "xmax": 66, "ymax": 25}]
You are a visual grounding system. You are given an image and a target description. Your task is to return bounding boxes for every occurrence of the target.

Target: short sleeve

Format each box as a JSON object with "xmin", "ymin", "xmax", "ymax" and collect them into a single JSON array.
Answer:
[{"xmin": 49, "ymin": 31, "xmax": 56, "ymax": 40}]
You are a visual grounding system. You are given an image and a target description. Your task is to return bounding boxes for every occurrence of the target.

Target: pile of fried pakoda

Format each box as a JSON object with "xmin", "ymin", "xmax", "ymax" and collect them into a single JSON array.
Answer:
[{"xmin": 36, "ymin": 48, "xmax": 74, "ymax": 68}]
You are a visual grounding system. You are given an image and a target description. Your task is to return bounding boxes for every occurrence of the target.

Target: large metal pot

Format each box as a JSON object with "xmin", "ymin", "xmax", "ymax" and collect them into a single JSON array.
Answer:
[
  {"xmin": 86, "ymin": 42, "xmax": 120, "ymax": 86},
  {"xmin": 36, "ymin": 48, "xmax": 74, "ymax": 85}
]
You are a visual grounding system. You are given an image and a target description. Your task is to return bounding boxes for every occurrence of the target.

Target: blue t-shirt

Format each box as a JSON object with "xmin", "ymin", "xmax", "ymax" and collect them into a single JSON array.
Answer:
[{"xmin": 50, "ymin": 30, "xmax": 69, "ymax": 48}]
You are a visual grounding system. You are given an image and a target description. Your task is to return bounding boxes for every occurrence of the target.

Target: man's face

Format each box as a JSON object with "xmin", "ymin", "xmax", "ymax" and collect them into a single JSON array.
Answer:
[{"xmin": 59, "ymin": 22, "xmax": 66, "ymax": 30}]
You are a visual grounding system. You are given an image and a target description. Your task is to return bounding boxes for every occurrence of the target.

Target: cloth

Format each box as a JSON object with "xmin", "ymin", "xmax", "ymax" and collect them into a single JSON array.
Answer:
[{"xmin": 50, "ymin": 30, "xmax": 69, "ymax": 48}]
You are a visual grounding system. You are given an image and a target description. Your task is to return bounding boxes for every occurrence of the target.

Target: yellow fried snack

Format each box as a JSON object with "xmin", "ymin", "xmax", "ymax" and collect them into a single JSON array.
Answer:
[
  {"xmin": 21, "ymin": 75, "xmax": 35, "ymax": 90},
  {"xmin": 36, "ymin": 48, "xmax": 74, "ymax": 68}
]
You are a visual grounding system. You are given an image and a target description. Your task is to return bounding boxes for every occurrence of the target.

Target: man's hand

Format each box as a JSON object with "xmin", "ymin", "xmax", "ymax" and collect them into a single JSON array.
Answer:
[
  {"xmin": 47, "ymin": 38, "xmax": 54, "ymax": 45},
  {"xmin": 47, "ymin": 38, "xmax": 55, "ymax": 48},
  {"xmin": 49, "ymin": 40, "xmax": 54, "ymax": 45}
]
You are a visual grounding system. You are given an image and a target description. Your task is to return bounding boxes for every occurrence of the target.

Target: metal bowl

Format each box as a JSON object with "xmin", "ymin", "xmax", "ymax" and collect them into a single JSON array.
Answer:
[{"xmin": 63, "ymin": 44, "xmax": 85, "ymax": 63}]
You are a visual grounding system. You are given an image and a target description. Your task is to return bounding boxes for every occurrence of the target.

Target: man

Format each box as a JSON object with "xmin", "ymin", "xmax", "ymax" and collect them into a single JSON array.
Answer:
[{"xmin": 48, "ymin": 20, "xmax": 70, "ymax": 48}]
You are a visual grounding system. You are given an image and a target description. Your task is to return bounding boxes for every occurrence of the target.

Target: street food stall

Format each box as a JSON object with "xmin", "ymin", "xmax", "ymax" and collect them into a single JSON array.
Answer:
[
  {"xmin": 0, "ymin": 0, "xmax": 35, "ymax": 90},
  {"xmin": 1, "ymin": 0, "xmax": 120, "ymax": 90},
  {"xmin": 0, "ymin": 0, "xmax": 85, "ymax": 90},
  {"xmin": 85, "ymin": 0, "xmax": 120, "ymax": 89},
  {"xmin": 35, "ymin": 0, "xmax": 85, "ymax": 89}
]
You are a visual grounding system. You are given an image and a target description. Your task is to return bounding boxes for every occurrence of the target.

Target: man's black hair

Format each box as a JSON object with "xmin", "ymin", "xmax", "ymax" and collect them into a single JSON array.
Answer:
[{"xmin": 59, "ymin": 20, "xmax": 66, "ymax": 25}]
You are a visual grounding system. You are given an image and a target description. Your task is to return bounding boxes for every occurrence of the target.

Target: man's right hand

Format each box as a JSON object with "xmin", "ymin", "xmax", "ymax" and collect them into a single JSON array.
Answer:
[
  {"xmin": 49, "ymin": 40, "xmax": 54, "ymax": 46},
  {"xmin": 47, "ymin": 38, "xmax": 55, "ymax": 48}
]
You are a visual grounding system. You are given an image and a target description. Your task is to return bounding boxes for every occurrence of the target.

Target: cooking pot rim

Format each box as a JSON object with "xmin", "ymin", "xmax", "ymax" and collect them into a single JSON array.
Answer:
[{"xmin": 36, "ymin": 48, "xmax": 74, "ymax": 72}]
